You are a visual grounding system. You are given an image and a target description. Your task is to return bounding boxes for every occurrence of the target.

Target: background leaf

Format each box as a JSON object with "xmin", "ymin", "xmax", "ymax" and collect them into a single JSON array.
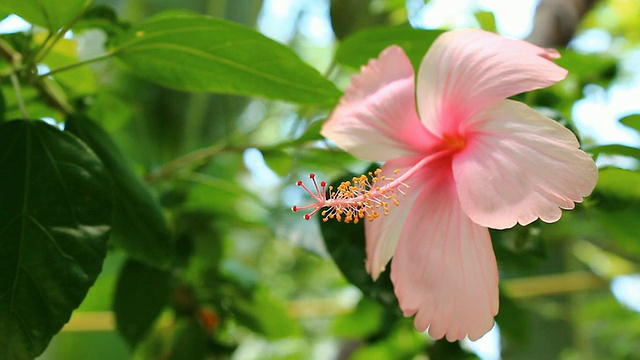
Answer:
[
  {"xmin": 0, "ymin": 0, "xmax": 91, "ymax": 31},
  {"xmin": 587, "ymin": 144, "xmax": 640, "ymax": 161},
  {"xmin": 335, "ymin": 26, "xmax": 444, "ymax": 70},
  {"xmin": 0, "ymin": 120, "xmax": 111, "ymax": 359},
  {"xmin": 113, "ymin": 259, "xmax": 172, "ymax": 347},
  {"xmin": 111, "ymin": 14, "xmax": 341, "ymax": 105},
  {"xmin": 65, "ymin": 114, "xmax": 173, "ymax": 269}
]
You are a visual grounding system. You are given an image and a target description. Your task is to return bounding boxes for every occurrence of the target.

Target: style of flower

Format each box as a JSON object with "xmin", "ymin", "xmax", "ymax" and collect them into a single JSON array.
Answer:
[{"xmin": 293, "ymin": 29, "xmax": 598, "ymax": 341}]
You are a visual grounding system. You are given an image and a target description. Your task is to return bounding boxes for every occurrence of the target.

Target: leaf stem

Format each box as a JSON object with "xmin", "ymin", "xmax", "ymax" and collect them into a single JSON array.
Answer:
[
  {"xmin": 32, "ymin": 2, "xmax": 93, "ymax": 64},
  {"xmin": 38, "ymin": 51, "xmax": 116, "ymax": 78}
]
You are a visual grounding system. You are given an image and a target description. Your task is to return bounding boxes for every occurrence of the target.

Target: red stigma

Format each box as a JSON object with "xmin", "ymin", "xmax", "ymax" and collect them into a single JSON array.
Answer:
[
  {"xmin": 292, "ymin": 205, "xmax": 298, "ymax": 212},
  {"xmin": 304, "ymin": 214, "xmax": 311, "ymax": 220},
  {"xmin": 309, "ymin": 173, "xmax": 316, "ymax": 179},
  {"xmin": 321, "ymin": 181, "xmax": 326, "ymax": 186},
  {"xmin": 297, "ymin": 180, "xmax": 303, "ymax": 186}
]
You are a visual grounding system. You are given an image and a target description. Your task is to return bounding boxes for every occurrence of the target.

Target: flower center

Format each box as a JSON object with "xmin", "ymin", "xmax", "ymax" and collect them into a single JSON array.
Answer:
[
  {"xmin": 291, "ymin": 170, "xmax": 407, "ymax": 224},
  {"xmin": 443, "ymin": 133, "xmax": 466, "ymax": 151},
  {"xmin": 291, "ymin": 153, "xmax": 445, "ymax": 223}
]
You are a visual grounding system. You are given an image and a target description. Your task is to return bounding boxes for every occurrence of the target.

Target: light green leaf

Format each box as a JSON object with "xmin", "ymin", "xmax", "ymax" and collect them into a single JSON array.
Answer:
[
  {"xmin": 332, "ymin": 297, "xmax": 385, "ymax": 339},
  {"xmin": 593, "ymin": 167, "xmax": 640, "ymax": 209},
  {"xmin": 114, "ymin": 259, "xmax": 171, "ymax": 348},
  {"xmin": 619, "ymin": 114, "xmax": 640, "ymax": 134},
  {"xmin": 587, "ymin": 144, "xmax": 640, "ymax": 161},
  {"xmin": 65, "ymin": 114, "xmax": 173, "ymax": 269},
  {"xmin": 335, "ymin": 26, "xmax": 444, "ymax": 70},
  {"xmin": 0, "ymin": 120, "xmax": 111, "ymax": 359},
  {"xmin": 0, "ymin": 0, "xmax": 92, "ymax": 31},
  {"xmin": 475, "ymin": 11, "xmax": 497, "ymax": 32},
  {"xmin": 111, "ymin": 14, "xmax": 341, "ymax": 105},
  {"xmin": 230, "ymin": 287, "xmax": 301, "ymax": 340}
]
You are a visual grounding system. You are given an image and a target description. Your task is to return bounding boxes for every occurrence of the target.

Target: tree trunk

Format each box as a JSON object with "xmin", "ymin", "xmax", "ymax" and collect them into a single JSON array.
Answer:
[{"xmin": 525, "ymin": 0, "xmax": 599, "ymax": 47}]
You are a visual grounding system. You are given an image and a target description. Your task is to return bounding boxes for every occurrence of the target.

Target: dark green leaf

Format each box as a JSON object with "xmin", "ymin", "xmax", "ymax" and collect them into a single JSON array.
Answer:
[
  {"xmin": 0, "ymin": 120, "xmax": 111, "ymax": 359},
  {"xmin": 587, "ymin": 144, "xmax": 640, "ymax": 161},
  {"xmin": 619, "ymin": 114, "xmax": 640, "ymax": 134},
  {"xmin": 65, "ymin": 114, "xmax": 173, "ymax": 269},
  {"xmin": 111, "ymin": 14, "xmax": 340, "ymax": 105},
  {"xmin": 114, "ymin": 259, "xmax": 171, "ymax": 348},
  {"xmin": 73, "ymin": 5, "xmax": 127, "ymax": 39},
  {"xmin": 0, "ymin": 87, "xmax": 5, "ymax": 122},
  {"xmin": 320, "ymin": 166, "xmax": 400, "ymax": 313},
  {"xmin": 0, "ymin": 0, "xmax": 91, "ymax": 31},
  {"xmin": 168, "ymin": 319, "xmax": 208, "ymax": 360},
  {"xmin": 330, "ymin": 0, "xmax": 394, "ymax": 40},
  {"xmin": 495, "ymin": 291, "xmax": 530, "ymax": 344},
  {"xmin": 335, "ymin": 26, "xmax": 444, "ymax": 70}
]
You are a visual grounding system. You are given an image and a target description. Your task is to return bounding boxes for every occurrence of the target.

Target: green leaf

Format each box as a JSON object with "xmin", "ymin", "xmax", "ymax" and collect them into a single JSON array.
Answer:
[
  {"xmin": 230, "ymin": 287, "xmax": 301, "ymax": 340},
  {"xmin": 619, "ymin": 114, "xmax": 640, "ymax": 134},
  {"xmin": 113, "ymin": 259, "xmax": 171, "ymax": 348},
  {"xmin": 587, "ymin": 144, "xmax": 640, "ymax": 161},
  {"xmin": 262, "ymin": 150, "xmax": 294, "ymax": 177},
  {"xmin": 319, "ymin": 166, "xmax": 401, "ymax": 312},
  {"xmin": 335, "ymin": 26, "xmax": 444, "ymax": 70},
  {"xmin": 168, "ymin": 319, "xmax": 208, "ymax": 360},
  {"xmin": 0, "ymin": 0, "xmax": 92, "ymax": 31},
  {"xmin": 0, "ymin": 120, "xmax": 111, "ymax": 359},
  {"xmin": 65, "ymin": 114, "xmax": 173, "ymax": 269},
  {"xmin": 0, "ymin": 87, "xmax": 5, "ymax": 122},
  {"xmin": 111, "ymin": 14, "xmax": 341, "ymax": 105},
  {"xmin": 592, "ymin": 167, "xmax": 640, "ymax": 209},
  {"xmin": 332, "ymin": 297, "xmax": 385, "ymax": 339},
  {"xmin": 474, "ymin": 11, "xmax": 497, "ymax": 32}
]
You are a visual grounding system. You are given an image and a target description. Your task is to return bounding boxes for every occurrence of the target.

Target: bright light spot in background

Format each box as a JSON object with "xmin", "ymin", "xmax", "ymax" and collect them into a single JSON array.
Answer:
[
  {"xmin": 570, "ymin": 29, "xmax": 640, "ymax": 160},
  {"xmin": 462, "ymin": 323, "xmax": 501, "ymax": 360},
  {"xmin": 611, "ymin": 275, "xmax": 640, "ymax": 313},
  {"xmin": 258, "ymin": 0, "xmax": 304, "ymax": 43},
  {"xmin": 571, "ymin": 28, "xmax": 613, "ymax": 53},
  {"xmin": 0, "ymin": 14, "xmax": 31, "ymax": 34},
  {"xmin": 410, "ymin": 0, "xmax": 537, "ymax": 38},
  {"xmin": 41, "ymin": 117, "xmax": 65, "ymax": 130},
  {"xmin": 411, "ymin": 0, "xmax": 478, "ymax": 30},
  {"xmin": 243, "ymin": 147, "xmax": 280, "ymax": 188},
  {"xmin": 259, "ymin": 0, "xmax": 334, "ymax": 46},
  {"xmin": 477, "ymin": 0, "xmax": 537, "ymax": 38}
]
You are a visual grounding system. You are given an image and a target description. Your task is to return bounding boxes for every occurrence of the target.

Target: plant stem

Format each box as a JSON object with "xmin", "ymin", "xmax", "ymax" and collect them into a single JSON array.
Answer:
[
  {"xmin": 10, "ymin": 72, "xmax": 29, "ymax": 119},
  {"xmin": 145, "ymin": 141, "xmax": 228, "ymax": 184},
  {"xmin": 0, "ymin": 37, "xmax": 17, "ymax": 62},
  {"xmin": 38, "ymin": 51, "xmax": 116, "ymax": 78}
]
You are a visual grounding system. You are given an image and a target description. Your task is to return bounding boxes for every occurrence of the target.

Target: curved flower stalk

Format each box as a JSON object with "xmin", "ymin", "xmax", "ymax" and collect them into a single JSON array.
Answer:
[{"xmin": 293, "ymin": 29, "xmax": 598, "ymax": 341}]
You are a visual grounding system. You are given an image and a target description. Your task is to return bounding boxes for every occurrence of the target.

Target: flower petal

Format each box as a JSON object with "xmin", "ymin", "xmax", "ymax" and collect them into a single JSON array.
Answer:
[
  {"xmin": 390, "ymin": 166, "xmax": 499, "ymax": 341},
  {"xmin": 416, "ymin": 29, "xmax": 568, "ymax": 137},
  {"xmin": 321, "ymin": 45, "xmax": 438, "ymax": 162},
  {"xmin": 364, "ymin": 155, "xmax": 427, "ymax": 280},
  {"xmin": 453, "ymin": 100, "xmax": 598, "ymax": 229}
]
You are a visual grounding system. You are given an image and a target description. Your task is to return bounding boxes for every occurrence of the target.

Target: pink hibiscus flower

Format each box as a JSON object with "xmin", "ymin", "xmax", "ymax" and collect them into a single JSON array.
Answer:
[{"xmin": 293, "ymin": 29, "xmax": 598, "ymax": 341}]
